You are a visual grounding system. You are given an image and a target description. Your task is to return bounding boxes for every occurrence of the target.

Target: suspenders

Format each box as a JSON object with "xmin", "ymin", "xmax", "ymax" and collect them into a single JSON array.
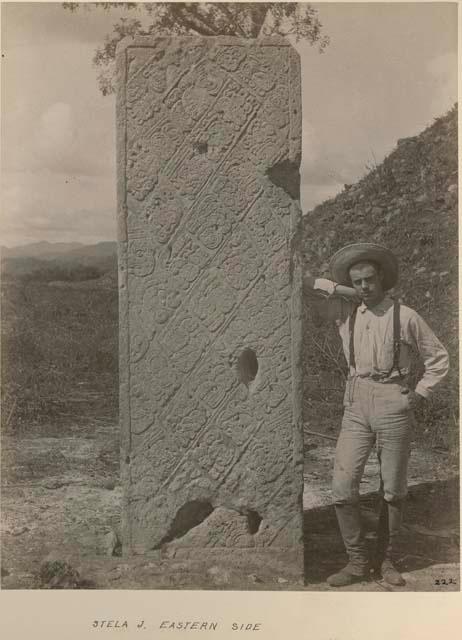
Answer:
[
  {"xmin": 390, "ymin": 299, "xmax": 402, "ymax": 378},
  {"xmin": 348, "ymin": 304, "xmax": 359, "ymax": 371},
  {"xmin": 349, "ymin": 300, "xmax": 402, "ymax": 378}
]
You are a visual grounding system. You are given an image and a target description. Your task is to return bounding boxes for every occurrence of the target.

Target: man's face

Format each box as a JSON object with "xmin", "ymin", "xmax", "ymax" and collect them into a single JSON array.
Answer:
[{"xmin": 348, "ymin": 261, "xmax": 385, "ymax": 307}]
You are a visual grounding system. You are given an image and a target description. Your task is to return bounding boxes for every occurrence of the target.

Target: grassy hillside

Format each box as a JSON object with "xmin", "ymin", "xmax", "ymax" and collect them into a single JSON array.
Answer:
[
  {"xmin": 1, "ymin": 242, "xmax": 117, "ymax": 283},
  {"xmin": 1, "ymin": 281, "xmax": 118, "ymax": 432}
]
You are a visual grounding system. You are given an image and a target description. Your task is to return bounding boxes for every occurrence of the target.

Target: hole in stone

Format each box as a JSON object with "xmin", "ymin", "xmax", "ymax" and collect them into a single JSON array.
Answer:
[
  {"xmin": 247, "ymin": 510, "xmax": 262, "ymax": 535},
  {"xmin": 236, "ymin": 348, "xmax": 258, "ymax": 386},
  {"xmin": 266, "ymin": 159, "xmax": 300, "ymax": 200},
  {"xmin": 153, "ymin": 500, "xmax": 214, "ymax": 548},
  {"xmin": 193, "ymin": 141, "xmax": 208, "ymax": 154},
  {"xmin": 125, "ymin": 456, "xmax": 130, "ymax": 465}
]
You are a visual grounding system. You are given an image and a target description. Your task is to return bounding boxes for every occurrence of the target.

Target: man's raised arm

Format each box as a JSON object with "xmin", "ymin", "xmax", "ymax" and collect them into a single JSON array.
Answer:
[
  {"xmin": 302, "ymin": 273, "xmax": 359, "ymax": 327},
  {"xmin": 304, "ymin": 274, "xmax": 359, "ymax": 300}
]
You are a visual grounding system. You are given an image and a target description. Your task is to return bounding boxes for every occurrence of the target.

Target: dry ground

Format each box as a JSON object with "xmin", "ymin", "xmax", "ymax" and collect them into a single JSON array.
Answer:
[{"xmin": 1, "ymin": 421, "xmax": 458, "ymax": 592}]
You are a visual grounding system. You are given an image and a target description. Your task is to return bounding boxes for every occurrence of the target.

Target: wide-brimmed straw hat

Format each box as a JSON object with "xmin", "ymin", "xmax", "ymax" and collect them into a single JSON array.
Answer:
[{"xmin": 330, "ymin": 243, "xmax": 399, "ymax": 291}]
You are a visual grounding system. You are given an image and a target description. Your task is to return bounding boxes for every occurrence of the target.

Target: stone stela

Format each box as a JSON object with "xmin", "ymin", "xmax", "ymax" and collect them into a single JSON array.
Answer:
[{"xmin": 116, "ymin": 36, "xmax": 304, "ymax": 580}]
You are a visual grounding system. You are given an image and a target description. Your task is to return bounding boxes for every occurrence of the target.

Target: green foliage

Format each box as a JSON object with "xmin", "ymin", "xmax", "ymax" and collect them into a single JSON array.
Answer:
[{"xmin": 63, "ymin": 2, "xmax": 329, "ymax": 95}]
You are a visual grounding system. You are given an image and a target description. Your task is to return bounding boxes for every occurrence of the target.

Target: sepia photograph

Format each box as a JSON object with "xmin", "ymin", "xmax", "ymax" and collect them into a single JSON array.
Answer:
[{"xmin": 1, "ymin": 0, "xmax": 459, "ymax": 606}]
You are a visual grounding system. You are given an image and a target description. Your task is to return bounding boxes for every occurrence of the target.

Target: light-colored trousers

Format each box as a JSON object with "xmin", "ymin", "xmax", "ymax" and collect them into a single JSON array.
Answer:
[{"xmin": 332, "ymin": 376, "xmax": 413, "ymax": 505}]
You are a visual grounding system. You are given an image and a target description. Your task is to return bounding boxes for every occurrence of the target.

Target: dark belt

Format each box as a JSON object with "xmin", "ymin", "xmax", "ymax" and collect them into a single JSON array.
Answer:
[{"xmin": 353, "ymin": 372, "xmax": 410, "ymax": 390}]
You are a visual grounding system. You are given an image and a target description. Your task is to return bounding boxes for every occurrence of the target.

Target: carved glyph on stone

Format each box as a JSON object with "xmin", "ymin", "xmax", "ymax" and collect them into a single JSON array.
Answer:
[{"xmin": 117, "ymin": 36, "xmax": 304, "ymax": 573}]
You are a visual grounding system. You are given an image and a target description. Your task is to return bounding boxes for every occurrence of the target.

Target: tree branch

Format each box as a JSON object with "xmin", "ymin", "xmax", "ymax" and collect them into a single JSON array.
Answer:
[
  {"xmin": 218, "ymin": 4, "xmax": 250, "ymax": 37},
  {"xmin": 174, "ymin": 4, "xmax": 220, "ymax": 35}
]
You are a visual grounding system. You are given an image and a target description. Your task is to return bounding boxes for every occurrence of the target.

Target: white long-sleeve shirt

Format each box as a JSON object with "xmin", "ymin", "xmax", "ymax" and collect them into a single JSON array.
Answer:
[{"xmin": 307, "ymin": 281, "xmax": 449, "ymax": 398}]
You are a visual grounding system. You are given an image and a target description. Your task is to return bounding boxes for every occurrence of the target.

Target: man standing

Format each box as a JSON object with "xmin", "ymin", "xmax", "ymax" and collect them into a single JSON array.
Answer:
[{"xmin": 305, "ymin": 243, "xmax": 449, "ymax": 587}]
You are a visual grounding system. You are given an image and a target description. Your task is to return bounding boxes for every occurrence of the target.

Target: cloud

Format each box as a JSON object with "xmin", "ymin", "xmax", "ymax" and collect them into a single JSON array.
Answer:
[
  {"xmin": 300, "ymin": 118, "xmax": 366, "ymax": 212},
  {"xmin": 301, "ymin": 182, "xmax": 344, "ymax": 213},
  {"xmin": 426, "ymin": 52, "xmax": 458, "ymax": 116},
  {"xmin": 24, "ymin": 99, "xmax": 116, "ymax": 178},
  {"xmin": 32, "ymin": 102, "xmax": 76, "ymax": 171},
  {"xmin": 1, "ymin": 170, "xmax": 116, "ymax": 246},
  {"xmin": 2, "ymin": 39, "xmax": 116, "ymax": 178}
]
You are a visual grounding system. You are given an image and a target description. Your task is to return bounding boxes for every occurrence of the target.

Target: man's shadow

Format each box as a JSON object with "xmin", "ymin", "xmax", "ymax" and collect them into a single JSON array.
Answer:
[{"xmin": 303, "ymin": 477, "xmax": 460, "ymax": 585}]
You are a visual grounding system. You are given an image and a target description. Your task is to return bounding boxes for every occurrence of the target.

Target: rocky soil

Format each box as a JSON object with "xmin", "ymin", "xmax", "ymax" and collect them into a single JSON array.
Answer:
[{"xmin": 1, "ymin": 419, "xmax": 458, "ymax": 591}]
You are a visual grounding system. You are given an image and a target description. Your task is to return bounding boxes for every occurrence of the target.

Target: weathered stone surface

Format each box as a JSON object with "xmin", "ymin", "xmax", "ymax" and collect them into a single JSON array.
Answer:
[{"xmin": 116, "ymin": 36, "xmax": 303, "ymax": 569}]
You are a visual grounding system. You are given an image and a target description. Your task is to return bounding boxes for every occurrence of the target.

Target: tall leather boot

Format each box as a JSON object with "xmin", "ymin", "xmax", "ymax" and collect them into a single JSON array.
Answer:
[
  {"xmin": 374, "ymin": 496, "xmax": 389, "ymax": 567},
  {"xmin": 327, "ymin": 503, "xmax": 369, "ymax": 587},
  {"xmin": 375, "ymin": 498, "xmax": 405, "ymax": 586}
]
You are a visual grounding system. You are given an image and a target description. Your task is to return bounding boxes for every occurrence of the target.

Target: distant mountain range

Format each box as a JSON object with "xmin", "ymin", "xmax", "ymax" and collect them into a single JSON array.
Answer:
[{"xmin": 1, "ymin": 241, "xmax": 117, "ymax": 283}]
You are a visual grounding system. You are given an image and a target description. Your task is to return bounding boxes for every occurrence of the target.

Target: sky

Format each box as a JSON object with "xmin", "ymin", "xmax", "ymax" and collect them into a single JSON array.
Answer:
[{"xmin": 1, "ymin": 2, "xmax": 458, "ymax": 247}]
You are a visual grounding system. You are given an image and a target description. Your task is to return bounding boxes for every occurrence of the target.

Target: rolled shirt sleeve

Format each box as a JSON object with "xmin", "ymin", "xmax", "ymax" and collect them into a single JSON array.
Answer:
[
  {"xmin": 304, "ymin": 276, "xmax": 354, "ymax": 325},
  {"xmin": 407, "ymin": 311, "xmax": 449, "ymax": 398},
  {"xmin": 313, "ymin": 278, "xmax": 336, "ymax": 295}
]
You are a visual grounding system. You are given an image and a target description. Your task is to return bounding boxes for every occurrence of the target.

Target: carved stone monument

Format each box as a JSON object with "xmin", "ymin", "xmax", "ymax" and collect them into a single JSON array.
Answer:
[{"xmin": 116, "ymin": 36, "xmax": 304, "ymax": 580}]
